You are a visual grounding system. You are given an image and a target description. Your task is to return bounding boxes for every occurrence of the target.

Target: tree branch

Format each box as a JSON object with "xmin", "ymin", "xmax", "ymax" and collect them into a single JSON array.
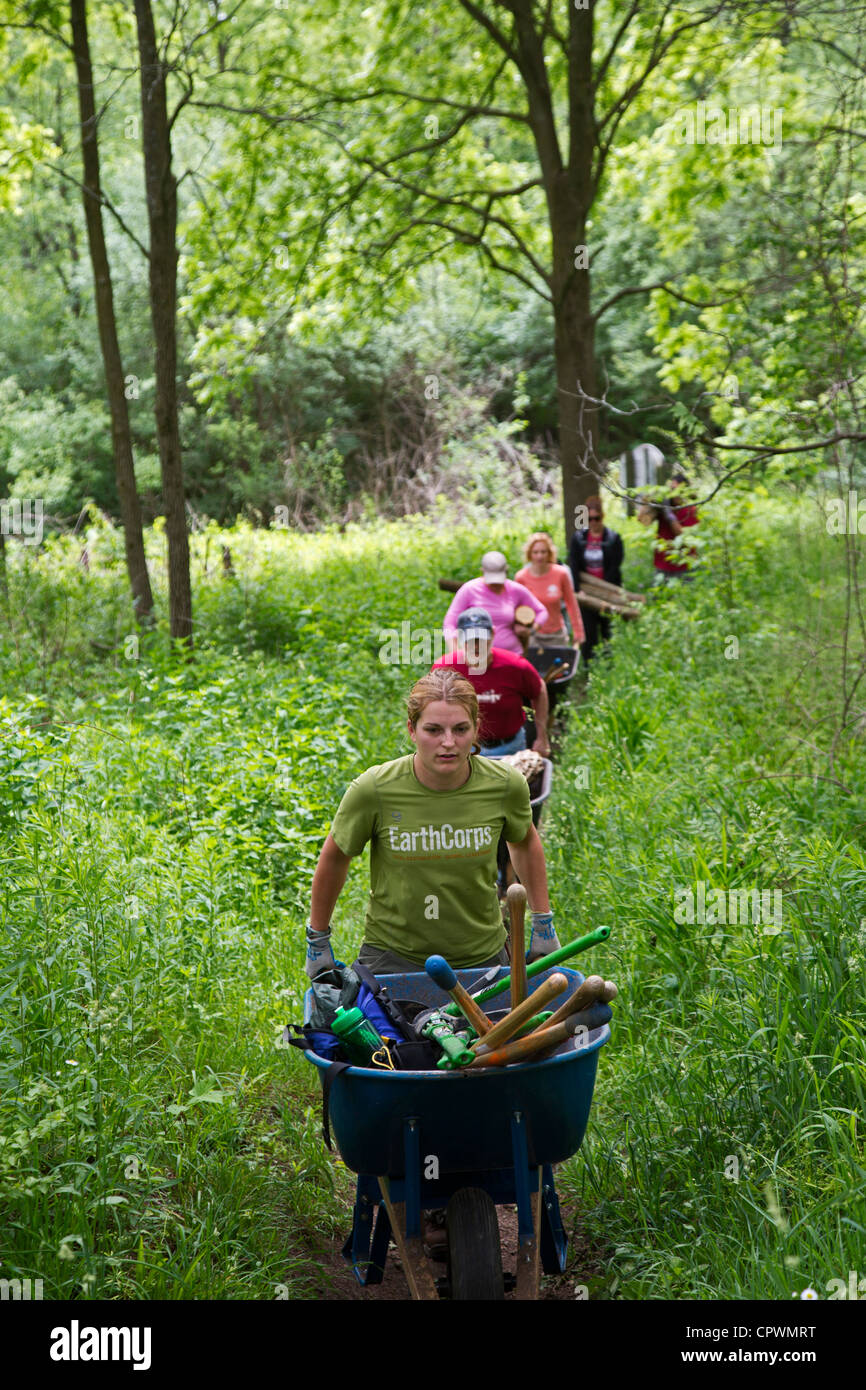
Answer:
[
  {"xmin": 457, "ymin": 0, "xmax": 519, "ymax": 63},
  {"xmin": 592, "ymin": 277, "xmax": 745, "ymax": 322},
  {"xmin": 39, "ymin": 161, "xmax": 150, "ymax": 259}
]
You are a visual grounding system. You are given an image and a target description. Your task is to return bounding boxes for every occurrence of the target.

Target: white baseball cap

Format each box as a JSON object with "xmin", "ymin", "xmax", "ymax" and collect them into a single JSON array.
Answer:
[{"xmin": 481, "ymin": 551, "xmax": 508, "ymax": 583}]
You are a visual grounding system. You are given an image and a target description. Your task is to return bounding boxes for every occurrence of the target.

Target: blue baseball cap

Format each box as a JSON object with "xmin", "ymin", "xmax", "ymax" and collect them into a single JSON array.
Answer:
[{"xmin": 456, "ymin": 607, "xmax": 494, "ymax": 637}]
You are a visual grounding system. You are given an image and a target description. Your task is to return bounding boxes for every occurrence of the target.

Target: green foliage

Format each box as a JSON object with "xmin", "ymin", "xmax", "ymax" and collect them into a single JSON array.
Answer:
[
  {"xmin": 0, "ymin": 377, "xmax": 114, "ymax": 513},
  {"xmin": 1, "ymin": 498, "xmax": 864, "ymax": 1300},
  {"xmin": 546, "ymin": 499, "xmax": 866, "ymax": 1298}
]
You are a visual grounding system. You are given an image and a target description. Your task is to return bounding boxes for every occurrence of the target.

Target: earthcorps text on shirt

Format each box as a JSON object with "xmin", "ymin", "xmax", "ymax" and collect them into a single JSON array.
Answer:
[{"xmin": 328, "ymin": 752, "xmax": 532, "ymax": 966}]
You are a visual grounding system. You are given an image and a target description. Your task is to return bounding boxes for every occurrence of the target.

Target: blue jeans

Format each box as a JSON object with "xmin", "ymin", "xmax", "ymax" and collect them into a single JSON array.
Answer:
[{"xmin": 480, "ymin": 726, "xmax": 527, "ymax": 759}]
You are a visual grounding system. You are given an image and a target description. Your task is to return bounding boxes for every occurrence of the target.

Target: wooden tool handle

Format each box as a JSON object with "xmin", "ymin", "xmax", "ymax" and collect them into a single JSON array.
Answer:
[
  {"xmin": 426, "ymin": 954, "xmax": 492, "ymax": 1035},
  {"xmin": 513, "ymin": 604, "xmax": 536, "ymax": 626},
  {"xmin": 506, "ymin": 884, "xmax": 528, "ymax": 1008},
  {"xmin": 452, "ymin": 981, "xmax": 493, "ymax": 1036},
  {"xmin": 467, "ymin": 1017, "xmax": 572, "ymax": 1069},
  {"xmin": 467, "ymin": 1004, "xmax": 610, "ymax": 1068},
  {"xmin": 536, "ymin": 975, "xmax": 607, "ymax": 1032},
  {"xmin": 471, "ymin": 973, "xmax": 567, "ymax": 1054}
]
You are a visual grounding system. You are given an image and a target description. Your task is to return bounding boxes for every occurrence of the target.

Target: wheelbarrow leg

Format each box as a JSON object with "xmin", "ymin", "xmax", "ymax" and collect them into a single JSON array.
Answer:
[
  {"xmin": 539, "ymin": 1163, "xmax": 569, "ymax": 1275},
  {"xmin": 342, "ymin": 1174, "xmax": 391, "ymax": 1286},
  {"xmin": 375, "ymin": 1117, "xmax": 438, "ymax": 1300},
  {"xmin": 511, "ymin": 1110, "xmax": 541, "ymax": 1300},
  {"xmin": 377, "ymin": 1177, "xmax": 438, "ymax": 1300}
]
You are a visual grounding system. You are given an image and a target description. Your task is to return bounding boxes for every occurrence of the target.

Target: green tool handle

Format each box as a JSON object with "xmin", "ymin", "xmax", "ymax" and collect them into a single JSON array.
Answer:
[
  {"xmin": 423, "ymin": 1019, "xmax": 475, "ymax": 1067},
  {"xmin": 513, "ymin": 1009, "xmax": 552, "ymax": 1039},
  {"xmin": 437, "ymin": 1011, "xmax": 553, "ymax": 1069},
  {"xmin": 442, "ymin": 926, "xmax": 611, "ymax": 1018}
]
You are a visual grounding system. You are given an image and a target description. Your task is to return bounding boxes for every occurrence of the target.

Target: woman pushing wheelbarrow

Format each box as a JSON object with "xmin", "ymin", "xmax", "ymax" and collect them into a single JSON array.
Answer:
[
  {"xmin": 293, "ymin": 669, "xmax": 615, "ymax": 1299},
  {"xmin": 306, "ymin": 667, "xmax": 561, "ymax": 977}
]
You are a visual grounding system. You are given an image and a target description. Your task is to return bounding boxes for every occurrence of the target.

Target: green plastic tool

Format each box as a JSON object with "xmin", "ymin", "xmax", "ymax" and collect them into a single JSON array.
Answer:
[{"xmin": 441, "ymin": 926, "xmax": 611, "ymax": 1019}]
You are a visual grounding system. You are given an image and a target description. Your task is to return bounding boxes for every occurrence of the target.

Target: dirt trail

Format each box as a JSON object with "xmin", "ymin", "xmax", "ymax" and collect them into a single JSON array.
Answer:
[{"xmin": 307, "ymin": 1199, "xmax": 608, "ymax": 1301}]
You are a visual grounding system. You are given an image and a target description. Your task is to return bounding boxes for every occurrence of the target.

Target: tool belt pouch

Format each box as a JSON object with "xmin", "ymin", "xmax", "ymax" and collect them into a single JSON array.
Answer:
[{"xmin": 351, "ymin": 963, "xmax": 439, "ymax": 1069}]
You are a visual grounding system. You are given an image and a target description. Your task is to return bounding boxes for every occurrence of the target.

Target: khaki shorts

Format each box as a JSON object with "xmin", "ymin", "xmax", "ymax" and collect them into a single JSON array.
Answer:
[{"xmin": 358, "ymin": 943, "xmax": 510, "ymax": 974}]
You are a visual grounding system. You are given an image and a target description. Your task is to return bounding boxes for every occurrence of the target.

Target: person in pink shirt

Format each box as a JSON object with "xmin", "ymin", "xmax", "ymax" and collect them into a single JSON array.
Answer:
[
  {"xmin": 515, "ymin": 532, "xmax": 585, "ymax": 651},
  {"xmin": 443, "ymin": 550, "xmax": 548, "ymax": 657}
]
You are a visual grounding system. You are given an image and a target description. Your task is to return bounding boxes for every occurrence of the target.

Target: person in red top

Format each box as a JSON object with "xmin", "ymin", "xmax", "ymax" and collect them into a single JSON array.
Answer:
[
  {"xmin": 515, "ymin": 532, "xmax": 585, "ymax": 651},
  {"xmin": 432, "ymin": 607, "xmax": 550, "ymax": 758},
  {"xmin": 639, "ymin": 472, "xmax": 699, "ymax": 580}
]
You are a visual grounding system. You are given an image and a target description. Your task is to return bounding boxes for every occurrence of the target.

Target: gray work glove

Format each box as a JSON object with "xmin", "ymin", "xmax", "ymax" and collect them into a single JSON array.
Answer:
[
  {"xmin": 527, "ymin": 911, "xmax": 562, "ymax": 961},
  {"xmin": 305, "ymin": 923, "xmax": 336, "ymax": 979}
]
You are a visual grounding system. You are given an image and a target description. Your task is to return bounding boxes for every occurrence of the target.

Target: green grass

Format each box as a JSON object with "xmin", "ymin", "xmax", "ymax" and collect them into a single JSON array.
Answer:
[{"xmin": 0, "ymin": 494, "xmax": 864, "ymax": 1299}]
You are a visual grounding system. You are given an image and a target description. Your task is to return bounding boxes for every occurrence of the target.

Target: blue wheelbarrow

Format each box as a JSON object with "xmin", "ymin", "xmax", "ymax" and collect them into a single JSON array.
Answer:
[
  {"xmin": 525, "ymin": 643, "xmax": 581, "ymax": 722},
  {"xmin": 297, "ymin": 964, "xmax": 610, "ymax": 1300}
]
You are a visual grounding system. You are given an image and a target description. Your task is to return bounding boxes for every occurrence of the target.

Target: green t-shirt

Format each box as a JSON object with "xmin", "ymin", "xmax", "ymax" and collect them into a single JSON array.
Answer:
[{"xmin": 329, "ymin": 753, "xmax": 533, "ymax": 968}]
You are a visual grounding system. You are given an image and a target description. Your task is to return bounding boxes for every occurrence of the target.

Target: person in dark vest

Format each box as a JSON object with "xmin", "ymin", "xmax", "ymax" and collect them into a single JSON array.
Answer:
[{"xmin": 568, "ymin": 496, "xmax": 624, "ymax": 662}]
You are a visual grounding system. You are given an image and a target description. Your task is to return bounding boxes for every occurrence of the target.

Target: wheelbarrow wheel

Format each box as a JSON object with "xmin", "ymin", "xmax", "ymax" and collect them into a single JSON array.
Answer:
[{"xmin": 446, "ymin": 1187, "xmax": 504, "ymax": 1300}]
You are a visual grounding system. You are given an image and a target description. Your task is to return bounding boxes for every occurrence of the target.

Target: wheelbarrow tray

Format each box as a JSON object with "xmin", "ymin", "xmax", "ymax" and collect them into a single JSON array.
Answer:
[
  {"xmin": 526, "ymin": 644, "xmax": 580, "ymax": 686},
  {"xmin": 302, "ymin": 964, "xmax": 607, "ymax": 1177},
  {"xmin": 528, "ymin": 755, "xmax": 553, "ymax": 813}
]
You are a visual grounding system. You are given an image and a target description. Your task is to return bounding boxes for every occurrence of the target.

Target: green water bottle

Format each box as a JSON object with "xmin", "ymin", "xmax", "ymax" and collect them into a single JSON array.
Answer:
[{"xmin": 331, "ymin": 1006, "xmax": 384, "ymax": 1065}]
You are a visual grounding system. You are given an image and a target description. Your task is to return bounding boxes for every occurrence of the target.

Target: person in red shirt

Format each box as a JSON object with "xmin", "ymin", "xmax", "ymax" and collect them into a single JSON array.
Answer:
[
  {"xmin": 639, "ymin": 472, "xmax": 699, "ymax": 579},
  {"xmin": 515, "ymin": 532, "xmax": 585, "ymax": 651},
  {"xmin": 432, "ymin": 607, "xmax": 550, "ymax": 758}
]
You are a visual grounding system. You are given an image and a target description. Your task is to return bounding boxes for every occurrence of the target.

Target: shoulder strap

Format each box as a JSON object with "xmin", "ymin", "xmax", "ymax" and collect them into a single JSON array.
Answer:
[
  {"xmin": 320, "ymin": 1058, "xmax": 351, "ymax": 1152},
  {"xmin": 283, "ymin": 1023, "xmax": 312, "ymax": 1050},
  {"xmin": 352, "ymin": 959, "xmax": 383, "ymax": 996},
  {"xmin": 283, "ymin": 1025, "xmax": 349, "ymax": 1151},
  {"xmin": 352, "ymin": 959, "xmax": 421, "ymax": 1042}
]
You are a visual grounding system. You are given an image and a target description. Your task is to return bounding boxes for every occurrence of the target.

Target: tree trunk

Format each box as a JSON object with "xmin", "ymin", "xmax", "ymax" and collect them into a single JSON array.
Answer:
[
  {"xmin": 134, "ymin": 0, "xmax": 193, "ymax": 646},
  {"xmin": 552, "ymin": 208, "xmax": 599, "ymax": 541},
  {"xmin": 69, "ymin": 0, "xmax": 154, "ymax": 623},
  {"xmin": 514, "ymin": 0, "xmax": 600, "ymax": 545},
  {"xmin": 558, "ymin": 0, "xmax": 600, "ymax": 541}
]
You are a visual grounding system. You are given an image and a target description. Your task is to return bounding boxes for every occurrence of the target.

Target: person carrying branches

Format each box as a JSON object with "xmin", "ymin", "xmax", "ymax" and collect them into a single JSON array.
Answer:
[
  {"xmin": 568, "ymin": 496, "xmax": 624, "ymax": 662},
  {"xmin": 637, "ymin": 472, "xmax": 700, "ymax": 582}
]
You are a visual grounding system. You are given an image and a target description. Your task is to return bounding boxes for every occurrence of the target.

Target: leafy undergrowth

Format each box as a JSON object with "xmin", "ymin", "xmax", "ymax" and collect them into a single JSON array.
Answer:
[{"xmin": 0, "ymin": 495, "xmax": 863, "ymax": 1299}]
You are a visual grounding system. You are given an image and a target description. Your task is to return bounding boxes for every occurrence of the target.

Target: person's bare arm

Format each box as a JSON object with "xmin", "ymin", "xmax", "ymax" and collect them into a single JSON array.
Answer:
[
  {"xmin": 310, "ymin": 834, "xmax": 353, "ymax": 933},
  {"xmin": 530, "ymin": 681, "xmax": 550, "ymax": 756},
  {"xmin": 505, "ymin": 824, "xmax": 550, "ymax": 913}
]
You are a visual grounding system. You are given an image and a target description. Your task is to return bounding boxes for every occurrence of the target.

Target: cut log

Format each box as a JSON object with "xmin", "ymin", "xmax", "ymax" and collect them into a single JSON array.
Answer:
[
  {"xmin": 578, "ymin": 571, "xmax": 646, "ymax": 604},
  {"xmin": 577, "ymin": 588, "xmax": 640, "ymax": 619}
]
